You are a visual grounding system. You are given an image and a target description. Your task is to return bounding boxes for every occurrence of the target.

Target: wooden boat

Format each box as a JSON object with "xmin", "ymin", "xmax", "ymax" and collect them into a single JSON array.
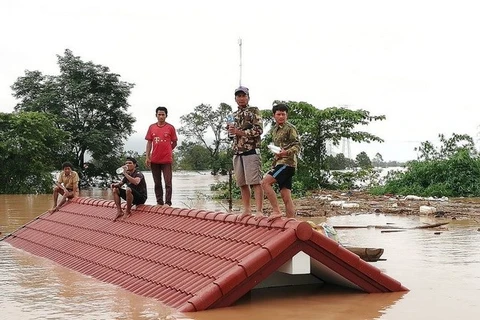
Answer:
[
  {"xmin": 345, "ymin": 246, "xmax": 385, "ymax": 262},
  {"xmin": 306, "ymin": 221, "xmax": 385, "ymax": 262}
]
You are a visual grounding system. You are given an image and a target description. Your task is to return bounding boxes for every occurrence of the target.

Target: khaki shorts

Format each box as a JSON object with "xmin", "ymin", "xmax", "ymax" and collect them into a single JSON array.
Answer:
[{"xmin": 233, "ymin": 153, "xmax": 262, "ymax": 186}]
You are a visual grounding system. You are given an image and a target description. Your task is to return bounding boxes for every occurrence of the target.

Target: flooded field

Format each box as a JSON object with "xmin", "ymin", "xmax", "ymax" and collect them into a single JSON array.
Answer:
[{"xmin": 1, "ymin": 171, "xmax": 479, "ymax": 319}]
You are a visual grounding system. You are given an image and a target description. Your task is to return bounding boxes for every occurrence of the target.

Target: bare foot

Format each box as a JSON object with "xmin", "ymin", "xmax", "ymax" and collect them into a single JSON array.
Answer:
[
  {"xmin": 254, "ymin": 213, "xmax": 264, "ymax": 220},
  {"xmin": 47, "ymin": 207, "xmax": 58, "ymax": 215},
  {"xmin": 113, "ymin": 210, "xmax": 124, "ymax": 221},
  {"xmin": 267, "ymin": 213, "xmax": 283, "ymax": 222},
  {"xmin": 123, "ymin": 211, "xmax": 132, "ymax": 219},
  {"xmin": 236, "ymin": 212, "xmax": 252, "ymax": 222}
]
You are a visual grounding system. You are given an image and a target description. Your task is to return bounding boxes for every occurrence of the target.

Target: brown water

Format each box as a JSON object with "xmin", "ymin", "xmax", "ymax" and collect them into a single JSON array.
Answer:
[{"xmin": 1, "ymin": 171, "xmax": 480, "ymax": 319}]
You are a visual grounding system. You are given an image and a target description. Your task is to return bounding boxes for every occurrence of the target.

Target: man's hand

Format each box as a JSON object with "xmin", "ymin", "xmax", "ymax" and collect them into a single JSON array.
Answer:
[
  {"xmin": 274, "ymin": 149, "xmax": 288, "ymax": 160},
  {"xmin": 54, "ymin": 181, "xmax": 68, "ymax": 193},
  {"xmin": 227, "ymin": 124, "xmax": 236, "ymax": 136}
]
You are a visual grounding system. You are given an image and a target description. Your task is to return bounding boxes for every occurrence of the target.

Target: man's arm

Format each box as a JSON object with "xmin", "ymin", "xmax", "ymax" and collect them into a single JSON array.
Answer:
[
  {"xmin": 110, "ymin": 179, "xmax": 124, "ymax": 189},
  {"xmin": 250, "ymin": 108, "xmax": 263, "ymax": 137},
  {"xmin": 282, "ymin": 126, "xmax": 301, "ymax": 157},
  {"xmin": 124, "ymin": 172, "xmax": 141, "ymax": 185},
  {"xmin": 234, "ymin": 107, "xmax": 263, "ymax": 137},
  {"xmin": 72, "ymin": 172, "xmax": 80, "ymax": 197},
  {"xmin": 145, "ymin": 140, "xmax": 152, "ymax": 167},
  {"xmin": 54, "ymin": 181, "xmax": 68, "ymax": 192},
  {"xmin": 171, "ymin": 126, "xmax": 178, "ymax": 150}
]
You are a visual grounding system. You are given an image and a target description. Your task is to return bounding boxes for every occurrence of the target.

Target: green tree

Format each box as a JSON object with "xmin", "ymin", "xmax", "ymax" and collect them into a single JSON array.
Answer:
[
  {"xmin": 371, "ymin": 133, "xmax": 480, "ymax": 197},
  {"xmin": 11, "ymin": 49, "xmax": 135, "ymax": 181},
  {"xmin": 415, "ymin": 133, "xmax": 476, "ymax": 161},
  {"xmin": 0, "ymin": 112, "xmax": 67, "ymax": 193},
  {"xmin": 262, "ymin": 102, "xmax": 385, "ymax": 190},
  {"xmin": 176, "ymin": 142, "xmax": 212, "ymax": 171},
  {"xmin": 178, "ymin": 103, "xmax": 233, "ymax": 175},
  {"xmin": 356, "ymin": 151, "xmax": 372, "ymax": 169},
  {"xmin": 372, "ymin": 152, "xmax": 384, "ymax": 167},
  {"xmin": 324, "ymin": 153, "xmax": 356, "ymax": 170}
]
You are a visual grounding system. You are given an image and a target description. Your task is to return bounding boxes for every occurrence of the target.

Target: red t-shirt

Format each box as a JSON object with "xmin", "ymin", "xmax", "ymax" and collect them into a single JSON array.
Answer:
[{"xmin": 145, "ymin": 122, "xmax": 178, "ymax": 164}]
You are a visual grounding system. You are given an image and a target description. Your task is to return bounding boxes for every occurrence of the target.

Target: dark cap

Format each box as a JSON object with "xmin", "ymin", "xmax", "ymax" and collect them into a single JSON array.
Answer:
[{"xmin": 235, "ymin": 86, "xmax": 249, "ymax": 95}]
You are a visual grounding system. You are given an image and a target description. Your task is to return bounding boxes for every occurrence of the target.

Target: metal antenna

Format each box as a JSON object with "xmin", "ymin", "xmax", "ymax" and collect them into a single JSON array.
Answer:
[
  {"xmin": 238, "ymin": 38, "xmax": 243, "ymax": 86},
  {"xmin": 228, "ymin": 38, "xmax": 243, "ymax": 212}
]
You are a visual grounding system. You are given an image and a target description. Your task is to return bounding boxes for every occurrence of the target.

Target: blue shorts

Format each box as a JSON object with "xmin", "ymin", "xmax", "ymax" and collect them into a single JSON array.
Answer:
[{"xmin": 268, "ymin": 165, "xmax": 295, "ymax": 190}]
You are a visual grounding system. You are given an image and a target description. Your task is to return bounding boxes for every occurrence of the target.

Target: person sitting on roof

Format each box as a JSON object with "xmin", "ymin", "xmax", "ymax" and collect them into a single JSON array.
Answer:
[
  {"xmin": 48, "ymin": 161, "xmax": 79, "ymax": 214},
  {"xmin": 111, "ymin": 157, "xmax": 148, "ymax": 221}
]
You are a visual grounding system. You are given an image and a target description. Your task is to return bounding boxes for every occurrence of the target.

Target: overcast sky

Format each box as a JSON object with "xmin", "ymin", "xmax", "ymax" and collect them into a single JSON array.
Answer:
[{"xmin": 2, "ymin": 0, "xmax": 480, "ymax": 162}]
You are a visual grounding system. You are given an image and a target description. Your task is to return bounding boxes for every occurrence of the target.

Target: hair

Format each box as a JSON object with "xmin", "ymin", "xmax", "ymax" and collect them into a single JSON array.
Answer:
[
  {"xmin": 155, "ymin": 106, "xmax": 168, "ymax": 116},
  {"xmin": 62, "ymin": 162, "xmax": 73, "ymax": 169},
  {"xmin": 126, "ymin": 156, "xmax": 138, "ymax": 167},
  {"xmin": 235, "ymin": 92, "xmax": 250, "ymax": 99},
  {"xmin": 272, "ymin": 103, "xmax": 289, "ymax": 114}
]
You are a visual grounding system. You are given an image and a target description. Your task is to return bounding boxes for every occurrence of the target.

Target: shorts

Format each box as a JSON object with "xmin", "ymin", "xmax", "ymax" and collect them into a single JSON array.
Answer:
[
  {"xmin": 119, "ymin": 188, "xmax": 147, "ymax": 205},
  {"xmin": 233, "ymin": 152, "xmax": 262, "ymax": 186},
  {"xmin": 268, "ymin": 165, "xmax": 295, "ymax": 190}
]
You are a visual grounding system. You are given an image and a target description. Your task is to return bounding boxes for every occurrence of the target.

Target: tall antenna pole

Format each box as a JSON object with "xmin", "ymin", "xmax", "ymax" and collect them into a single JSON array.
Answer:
[
  {"xmin": 228, "ymin": 38, "xmax": 243, "ymax": 213},
  {"xmin": 339, "ymin": 105, "xmax": 352, "ymax": 159},
  {"xmin": 238, "ymin": 38, "xmax": 243, "ymax": 86}
]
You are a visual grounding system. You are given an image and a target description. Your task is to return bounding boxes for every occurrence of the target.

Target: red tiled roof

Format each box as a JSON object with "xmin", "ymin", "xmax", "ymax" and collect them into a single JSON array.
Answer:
[{"xmin": 3, "ymin": 197, "xmax": 407, "ymax": 311}]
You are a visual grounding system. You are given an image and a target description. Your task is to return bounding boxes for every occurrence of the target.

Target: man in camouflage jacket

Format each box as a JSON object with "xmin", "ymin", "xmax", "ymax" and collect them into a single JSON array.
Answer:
[{"xmin": 228, "ymin": 86, "xmax": 264, "ymax": 220}]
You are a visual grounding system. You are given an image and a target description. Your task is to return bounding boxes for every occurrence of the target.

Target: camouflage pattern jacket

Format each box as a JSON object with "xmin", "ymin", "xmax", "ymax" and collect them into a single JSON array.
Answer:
[
  {"xmin": 232, "ymin": 105, "xmax": 263, "ymax": 154},
  {"xmin": 271, "ymin": 121, "xmax": 301, "ymax": 168}
]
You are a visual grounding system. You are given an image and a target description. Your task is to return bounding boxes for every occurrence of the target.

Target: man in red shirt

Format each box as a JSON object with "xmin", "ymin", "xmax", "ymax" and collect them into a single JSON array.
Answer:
[{"xmin": 145, "ymin": 106, "xmax": 178, "ymax": 206}]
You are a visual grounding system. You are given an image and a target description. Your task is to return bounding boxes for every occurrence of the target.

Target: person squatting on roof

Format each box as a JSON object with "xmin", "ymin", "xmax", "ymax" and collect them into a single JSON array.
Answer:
[
  {"xmin": 111, "ymin": 157, "xmax": 148, "ymax": 221},
  {"xmin": 48, "ymin": 161, "xmax": 79, "ymax": 214}
]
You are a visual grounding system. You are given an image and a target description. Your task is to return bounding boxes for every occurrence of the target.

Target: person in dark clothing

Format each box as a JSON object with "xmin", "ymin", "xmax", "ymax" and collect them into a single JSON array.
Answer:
[{"xmin": 111, "ymin": 157, "xmax": 147, "ymax": 221}]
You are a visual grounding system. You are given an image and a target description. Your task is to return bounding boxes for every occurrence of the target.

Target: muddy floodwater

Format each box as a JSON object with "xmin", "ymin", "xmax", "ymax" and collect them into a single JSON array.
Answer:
[{"xmin": 1, "ymin": 171, "xmax": 479, "ymax": 319}]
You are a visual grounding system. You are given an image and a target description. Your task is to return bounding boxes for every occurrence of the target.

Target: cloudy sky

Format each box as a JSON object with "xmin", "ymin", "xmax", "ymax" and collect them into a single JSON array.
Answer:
[{"xmin": 1, "ymin": 0, "xmax": 480, "ymax": 161}]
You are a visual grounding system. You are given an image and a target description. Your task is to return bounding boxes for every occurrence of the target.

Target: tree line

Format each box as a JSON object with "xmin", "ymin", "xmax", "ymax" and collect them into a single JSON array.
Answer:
[{"xmin": 1, "ymin": 49, "xmax": 477, "ymax": 199}]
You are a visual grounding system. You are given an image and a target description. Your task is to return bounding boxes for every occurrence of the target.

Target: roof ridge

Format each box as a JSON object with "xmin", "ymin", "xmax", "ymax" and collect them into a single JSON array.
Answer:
[{"xmin": 73, "ymin": 197, "xmax": 312, "ymax": 231}]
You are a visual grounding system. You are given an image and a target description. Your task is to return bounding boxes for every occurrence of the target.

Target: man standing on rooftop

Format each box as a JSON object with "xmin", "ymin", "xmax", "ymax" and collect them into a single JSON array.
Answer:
[
  {"xmin": 261, "ymin": 103, "xmax": 301, "ymax": 221},
  {"xmin": 228, "ymin": 86, "xmax": 264, "ymax": 220},
  {"xmin": 145, "ymin": 106, "xmax": 178, "ymax": 207}
]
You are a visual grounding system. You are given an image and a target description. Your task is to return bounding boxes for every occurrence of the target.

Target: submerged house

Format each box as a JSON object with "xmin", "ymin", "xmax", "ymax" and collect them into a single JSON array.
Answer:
[{"xmin": 3, "ymin": 197, "xmax": 407, "ymax": 312}]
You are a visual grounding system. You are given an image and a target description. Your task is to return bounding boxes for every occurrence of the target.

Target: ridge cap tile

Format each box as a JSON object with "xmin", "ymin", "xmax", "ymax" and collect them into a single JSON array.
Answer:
[
  {"xmin": 194, "ymin": 210, "xmax": 209, "ymax": 219},
  {"xmin": 173, "ymin": 208, "xmax": 190, "ymax": 216},
  {"xmin": 204, "ymin": 211, "xmax": 223, "ymax": 221},
  {"xmin": 186, "ymin": 208, "xmax": 205, "ymax": 218},
  {"xmin": 223, "ymin": 213, "xmax": 237, "ymax": 223},
  {"xmin": 162, "ymin": 206, "xmax": 176, "ymax": 215},
  {"xmin": 214, "ymin": 212, "xmax": 230, "ymax": 222},
  {"xmin": 261, "ymin": 228, "xmax": 297, "ymax": 259},
  {"xmin": 186, "ymin": 283, "xmax": 223, "ymax": 311}
]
